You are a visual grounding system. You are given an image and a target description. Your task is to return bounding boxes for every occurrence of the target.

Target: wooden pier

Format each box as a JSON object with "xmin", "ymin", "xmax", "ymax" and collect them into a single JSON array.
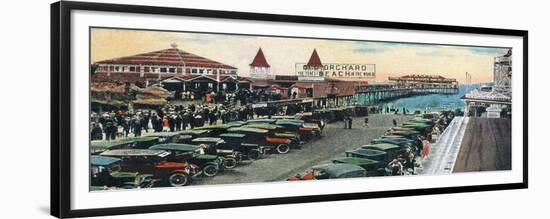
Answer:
[{"xmin": 355, "ymin": 74, "xmax": 459, "ymax": 105}]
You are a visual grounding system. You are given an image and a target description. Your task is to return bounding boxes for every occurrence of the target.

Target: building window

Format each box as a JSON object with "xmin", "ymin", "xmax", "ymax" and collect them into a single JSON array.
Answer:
[
  {"xmin": 177, "ymin": 68, "xmax": 182, "ymax": 74},
  {"xmin": 208, "ymin": 83, "xmax": 213, "ymax": 88},
  {"xmin": 213, "ymin": 69, "xmax": 218, "ymax": 74},
  {"xmin": 109, "ymin": 66, "xmax": 115, "ymax": 72},
  {"xmin": 130, "ymin": 66, "xmax": 136, "ymax": 72},
  {"xmin": 144, "ymin": 67, "xmax": 150, "ymax": 72},
  {"xmin": 160, "ymin": 68, "xmax": 167, "ymax": 73},
  {"xmin": 169, "ymin": 68, "xmax": 176, "ymax": 73},
  {"xmin": 186, "ymin": 68, "xmax": 191, "ymax": 74},
  {"xmin": 199, "ymin": 69, "xmax": 205, "ymax": 74}
]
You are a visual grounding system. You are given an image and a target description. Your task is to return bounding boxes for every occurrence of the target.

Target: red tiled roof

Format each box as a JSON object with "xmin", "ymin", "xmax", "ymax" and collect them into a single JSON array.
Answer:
[
  {"xmin": 306, "ymin": 49, "xmax": 323, "ymax": 68},
  {"xmin": 249, "ymin": 48, "xmax": 270, "ymax": 67},
  {"xmin": 95, "ymin": 47, "xmax": 237, "ymax": 69},
  {"xmin": 271, "ymin": 85, "xmax": 287, "ymax": 90}
]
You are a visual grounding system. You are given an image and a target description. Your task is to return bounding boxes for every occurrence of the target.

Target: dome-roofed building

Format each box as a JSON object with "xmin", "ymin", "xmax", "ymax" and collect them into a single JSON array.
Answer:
[
  {"xmin": 94, "ymin": 43, "xmax": 238, "ymax": 76},
  {"xmin": 92, "ymin": 44, "xmax": 250, "ymax": 100}
]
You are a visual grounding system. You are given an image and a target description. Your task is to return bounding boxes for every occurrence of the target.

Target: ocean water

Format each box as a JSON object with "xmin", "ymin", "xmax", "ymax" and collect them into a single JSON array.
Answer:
[{"xmin": 363, "ymin": 84, "xmax": 479, "ymax": 112}]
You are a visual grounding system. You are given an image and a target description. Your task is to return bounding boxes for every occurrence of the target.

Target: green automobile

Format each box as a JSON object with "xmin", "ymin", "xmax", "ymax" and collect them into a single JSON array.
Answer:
[
  {"xmin": 332, "ymin": 157, "xmax": 386, "ymax": 176},
  {"xmin": 143, "ymin": 132, "xmax": 181, "ymax": 143},
  {"xmin": 361, "ymin": 143, "xmax": 407, "ymax": 162},
  {"xmin": 345, "ymin": 148, "xmax": 387, "ymax": 162},
  {"xmin": 218, "ymin": 133, "xmax": 264, "ymax": 160},
  {"xmin": 193, "ymin": 124, "xmax": 243, "ymax": 136},
  {"xmin": 191, "ymin": 137, "xmax": 241, "ymax": 169},
  {"xmin": 90, "ymin": 136, "xmax": 159, "ymax": 154},
  {"xmin": 90, "ymin": 155, "xmax": 157, "ymax": 189}
]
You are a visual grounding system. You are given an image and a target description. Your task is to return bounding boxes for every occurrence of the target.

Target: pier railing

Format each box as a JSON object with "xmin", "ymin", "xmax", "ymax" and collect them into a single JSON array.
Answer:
[{"xmin": 354, "ymin": 83, "xmax": 459, "ymax": 105}]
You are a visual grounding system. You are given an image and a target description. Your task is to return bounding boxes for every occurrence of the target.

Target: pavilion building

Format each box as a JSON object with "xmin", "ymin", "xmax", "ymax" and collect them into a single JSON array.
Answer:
[{"xmin": 92, "ymin": 44, "xmax": 251, "ymax": 99}]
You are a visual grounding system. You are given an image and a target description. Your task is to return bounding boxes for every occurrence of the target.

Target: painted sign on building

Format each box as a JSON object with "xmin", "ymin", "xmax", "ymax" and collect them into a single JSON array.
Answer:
[{"xmin": 295, "ymin": 63, "xmax": 375, "ymax": 79}]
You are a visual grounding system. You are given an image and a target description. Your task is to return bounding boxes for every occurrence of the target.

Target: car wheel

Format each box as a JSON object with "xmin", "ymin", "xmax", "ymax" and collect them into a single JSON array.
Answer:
[
  {"xmin": 276, "ymin": 144, "xmax": 290, "ymax": 154},
  {"xmin": 247, "ymin": 150, "xmax": 261, "ymax": 160},
  {"xmin": 168, "ymin": 172, "xmax": 190, "ymax": 187},
  {"xmin": 202, "ymin": 164, "xmax": 219, "ymax": 177},
  {"xmin": 223, "ymin": 157, "xmax": 238, "ymax": 169}
]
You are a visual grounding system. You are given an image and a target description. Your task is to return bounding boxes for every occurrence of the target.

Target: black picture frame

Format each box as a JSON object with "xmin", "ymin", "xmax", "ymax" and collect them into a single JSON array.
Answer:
[{"xmin": 51, "ymin": 1, "xmax": 528, "ymax": 218}]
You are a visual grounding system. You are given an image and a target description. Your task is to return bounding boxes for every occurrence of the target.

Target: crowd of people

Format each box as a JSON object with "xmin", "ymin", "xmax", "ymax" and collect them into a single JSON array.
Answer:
[{"xmin": 90, "ymin": 103, "xmax": 257, "ymax": 141}]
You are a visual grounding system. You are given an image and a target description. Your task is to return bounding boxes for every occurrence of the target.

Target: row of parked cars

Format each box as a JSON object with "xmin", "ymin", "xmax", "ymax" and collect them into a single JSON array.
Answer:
[
  {"xmin": 288, "ymin": 113, "xmax": 442, "ymax": 181},
  {"xmin": 90, "ymin": 118, "xmax": 323, "ymax": 190}
]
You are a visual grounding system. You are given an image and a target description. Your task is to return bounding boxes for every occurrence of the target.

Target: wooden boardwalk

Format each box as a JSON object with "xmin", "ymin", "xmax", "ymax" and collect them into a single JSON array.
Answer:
[
  {"xmin": 417, "ymin": 117, "xmax": 469, "ymax": 175},
  {"xmin": 453, "ymin": 117, "xmax": 512, "ymax": 172}
]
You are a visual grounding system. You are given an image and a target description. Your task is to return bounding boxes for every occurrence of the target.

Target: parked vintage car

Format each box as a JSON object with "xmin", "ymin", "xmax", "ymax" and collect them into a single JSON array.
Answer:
[
  {"xmin": 143, "ymin": 132, "xmax": 181, "ymax": 143},
  {"xmin": 176, "ymin": 129, "xmax": 212, "ymax": 144},
  {"xmin": 193, "ymin": 124, "xmax": 242, "ymax": 136},
  {"xmin": 381, "ymin": 134, "xmax": 412, "ymax": 139},
  {"xmin": 91, "ymin": 155, "xmax": 156, "ymax": 189},
  {"xmin": 288, "ymin": 163, "xmax": 366, "ymax": 180},
  {"xmin": 345, "ymin": 148, "xmax": 388, "ymax": 162},
  {"xmin": 226, "ymin": 121, "xmax": 249, "ymax": 126},
  {"xmin": 387, "ymin": 130, "xmax": 421, "ymax": 139},
  {"xmin": 371, "ymin": 137, "xmax": 413, "ymax": 148},
  {"xmin": 227, "ymin": 127, "xmax": 293, "ymax": 154},
  {"xmin": 275, "ymin": 120, "xmax": 320, "ymax": 141},
  {"xmin": 391, "ymin": 126, "xmax": 415, "ymax": 132},
  {"xmin": 91, "ymin": 140, "xmax": 135, "ymax": 155},
  {"xmin": 241, "ymin": 123, "xmax": 300, "ymax": 145},
  {"xmin": 371, "ymin": 137, "xmax": 422, "ymax": 155},
  {"xmin": 401, "ymin": 122, "xmax": 433, "ymax": 132},
  {"xmin": 90, "ymin": 136, "xmax": 160, "ymax": 154},
  {"xmin": 270, "ymin": 116, "xmax": 298, "ymax": 120},
  {"xmin": 148, "ymin": 143, "xmax": 225, "ymax": 176},
  {"xmin": 246, "ymin": 119, "xmax": 277, "ymax": 124},
  {"xmin": 410, "ymin": 117, "xmax": 435, "ymax": 124},
  {"xmin": 218, "ymin": 133, "xmax": 265, "ymax": 160},
  {"xmin": 361, "ymin": 143, "xmax": 406, "ymax": 162},
  {"xmin": 99, "ymin": 149, "xmax": 199, "ymax": 187},
  {"xmin": 332, "ymin": 157, "xmax": 386, "ymax": 176},
  {"xmin": 191, "ymin": 137, "xmax": 241, "ymax": 169}
]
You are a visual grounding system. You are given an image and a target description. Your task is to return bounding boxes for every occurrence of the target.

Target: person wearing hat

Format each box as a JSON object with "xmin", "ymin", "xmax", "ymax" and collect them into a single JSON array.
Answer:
[
  {"xmin": 132, "ymin": 116, "xmax": 142, "ymax": 137},
  {"xmin": 91, "ymin": 123, "xmax": 103, "ymax": 140}
]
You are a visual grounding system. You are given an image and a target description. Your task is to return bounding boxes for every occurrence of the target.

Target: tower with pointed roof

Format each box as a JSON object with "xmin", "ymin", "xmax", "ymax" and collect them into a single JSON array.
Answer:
[
  {"xmin": 302, "ymin": 48, "xmax": 325, "ymax": 78},
  {"xmin": 249, "ymin": 48, "xmax": 273, "ymax": 79},
  {"xmin": 306, "ymin": 49, "xmax": 323, "ymax": 68}
]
